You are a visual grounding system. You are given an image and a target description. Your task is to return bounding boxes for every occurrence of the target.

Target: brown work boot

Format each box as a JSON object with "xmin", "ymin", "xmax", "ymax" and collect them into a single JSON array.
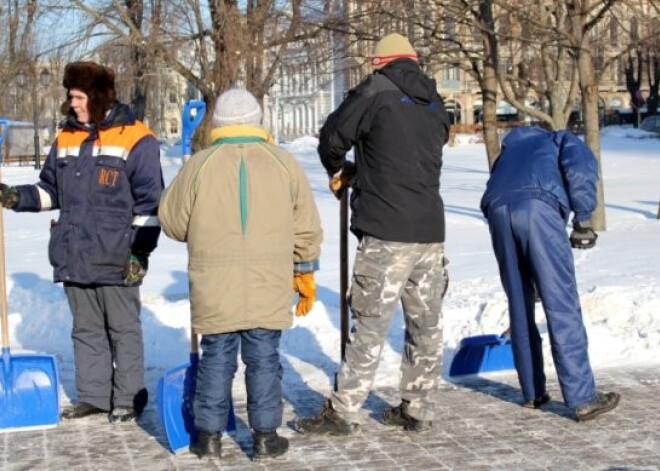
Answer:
[
  {"xmin": 295, "ymin": 399, "xmax": 357, "ymax": 436},
  {"xmin": 382, "ymin": 401, "xmax": 432, "ymax": 432},
  {"xmin": 575, "ymin": 392, "xmax": 621, "ymax": 422}
]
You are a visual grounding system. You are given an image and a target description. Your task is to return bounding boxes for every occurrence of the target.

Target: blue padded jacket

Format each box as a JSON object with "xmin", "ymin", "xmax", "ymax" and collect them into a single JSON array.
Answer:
[{"xmin": 480, "ymin": 126, "xmax": 598, "ymax": 223}]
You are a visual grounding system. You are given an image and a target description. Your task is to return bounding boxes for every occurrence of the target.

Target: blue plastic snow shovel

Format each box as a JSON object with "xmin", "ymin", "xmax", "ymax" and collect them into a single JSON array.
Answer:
[
  {"xmin": 448, "ymin": 333, "xmax": 515, "ymax": 377},
  {"xmin": 0, "ymin": 186, "xmax": 60, "ymax": 432},
  {"xmin": 157, "ymin": 332, "xmax": 236, "ymax": 454},
  {"xmin": 181, "ymin": 100, "xmax": 206, "ymax": 163}
]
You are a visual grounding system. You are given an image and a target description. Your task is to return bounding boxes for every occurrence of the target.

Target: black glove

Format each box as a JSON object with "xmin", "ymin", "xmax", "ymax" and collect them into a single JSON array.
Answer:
[
  {"xmin": 0, "ymin": 183, "xmax": 19, "ymax": 209},
  {"xmin": 569, "ymin": 221, "xmax": 598, "ymax": 249},
  {"xmin": 123, "ymin": 251, "xmax": 149, "ymax": 286},
  {"xmin": 329, "ymin": 161, "xmax": 357, "ymax": 199}
]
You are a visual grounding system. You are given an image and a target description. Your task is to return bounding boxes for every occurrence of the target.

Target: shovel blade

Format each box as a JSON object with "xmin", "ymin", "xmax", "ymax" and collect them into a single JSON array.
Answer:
[
  {"xmin": 449, "ymin": 334, "xmax": 515, "ymax": 377},
  {"xmin": 157, "ymin": 362, "xmax": 196, "ymax": 453},
  {"xmin": 0, "ymin": 351, "xmax": 60, "ymax": 431},
  {"xmin": 157, "ymin": 355, "xmax": 236, "ymax": 454}
]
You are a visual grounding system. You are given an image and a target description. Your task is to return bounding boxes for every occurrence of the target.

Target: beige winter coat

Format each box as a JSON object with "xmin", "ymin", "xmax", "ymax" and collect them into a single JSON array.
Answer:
[{"xmin": 158, "ymin": 125, "xmax": 322, "ymax": 334}]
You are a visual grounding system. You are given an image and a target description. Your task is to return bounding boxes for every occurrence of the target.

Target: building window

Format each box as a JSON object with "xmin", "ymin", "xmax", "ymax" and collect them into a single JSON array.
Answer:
[
  {"xmin": 169, "ymin": 118, "xmax": 178, "ymax": 135},
  {"xmin": 169, "ymin": 92, "xmax": 177, "ymax": 104},
  {"xmin": 609, "ymin": 18, "xmax": 618, "ymax": 46},
  {"xmin": 441, "ymin": 66, "xmax": 460, "ymax": 82}
]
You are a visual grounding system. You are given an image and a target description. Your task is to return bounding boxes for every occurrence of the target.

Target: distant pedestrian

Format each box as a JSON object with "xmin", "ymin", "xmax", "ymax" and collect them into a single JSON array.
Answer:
[
  {"xmin": 480, "ymin": 126, "xmax": 620, "ymax": 421},
  {"xmin": 158, "ymin": 88, "xmax": 323, "ymax": 460},
  {"xmin": 0, "ymin": 61, "xmax": 163, "ymax": 422},
  {"xmin": 295, "ymin": 32, "xmax": 451, "ymax": 435}
]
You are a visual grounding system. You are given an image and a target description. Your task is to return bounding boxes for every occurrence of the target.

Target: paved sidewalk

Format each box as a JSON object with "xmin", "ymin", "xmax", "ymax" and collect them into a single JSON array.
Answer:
[{"xmin": 2, "ymin": 364, "xmax": 659, "ymax": 470}]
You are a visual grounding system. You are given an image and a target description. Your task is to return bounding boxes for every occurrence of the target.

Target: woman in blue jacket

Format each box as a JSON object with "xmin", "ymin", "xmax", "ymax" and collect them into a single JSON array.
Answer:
[{"xmin": 481, "ymin": 126, "xmax": 619, "ymax": 422}]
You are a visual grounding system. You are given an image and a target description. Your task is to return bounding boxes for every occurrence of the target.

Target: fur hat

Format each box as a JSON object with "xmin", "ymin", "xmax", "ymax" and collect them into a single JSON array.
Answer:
[
  {"xmin": 61, "ymin": 61, "xmax": 117, "ymax": 124},
  {"xmin": 212, "ymin": 88, "xmax": 262, "ymax": 127},
  {"xmin": 371, "ymin": 33, "xmax": 418, "ymax": 69}
]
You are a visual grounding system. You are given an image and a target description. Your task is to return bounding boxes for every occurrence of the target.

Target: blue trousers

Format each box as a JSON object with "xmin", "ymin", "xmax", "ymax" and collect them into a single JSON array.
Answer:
[
  {"xmin": 487, "ymin": 198, "xmax": 596, "ymax": 408},
  {"xmin": 193, "ymin": 328, "xmax": 283, "ymax": 433}
]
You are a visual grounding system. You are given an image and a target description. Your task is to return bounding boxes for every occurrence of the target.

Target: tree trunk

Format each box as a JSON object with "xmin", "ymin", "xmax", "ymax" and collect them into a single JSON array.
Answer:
[
  {"xmin": 125, "ymin": 0, "xmax": 147, "ymax": 120},
  {"xmin": 478, "ymin": 0, "xmax": 501, "ymax": 169},
  {"xmin": 573, "ymin": 4, "xmax": 605, "ymax": 231}
]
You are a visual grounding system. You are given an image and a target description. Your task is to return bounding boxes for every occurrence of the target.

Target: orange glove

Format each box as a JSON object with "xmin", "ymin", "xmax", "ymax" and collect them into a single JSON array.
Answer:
[
  {"xmin": 293, "ymin": 272, "xmax": 316, "ymax": 316},
  {"xmin": 329, "ymin": 161, "xmax": 357, "ymax": 199}
]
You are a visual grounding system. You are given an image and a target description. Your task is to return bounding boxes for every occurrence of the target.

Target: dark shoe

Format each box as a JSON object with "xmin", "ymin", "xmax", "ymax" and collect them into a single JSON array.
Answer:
[
  {"xmin": 133, "ymin": 388, "xmax": 149, "ymax": 414},
  {"xmin": 523, "ymin": 392, "xmax": 551, "ymax": 409},
  {"xmin": 295, "ymin": 399, "xmax": 357, "ymax": 436},
  {"xmin": 575, "ymin": 391, "xmax": 621, "ymax": 422},
  {"xmin": 190, "ymin": 431, "xmax": 222, "ymax": 459},
  {"xmin": 109, "ymin": 406, "xmax": 138, "ymax": 423},
  {"xmin": 61, "ymin": 402, "xmax": 107, "ymax": 420},
  {"xmin": 382, "ymin": 402, "xmax": 432, "ymax": 432},
  {"xmin": 253, "ymin": 430, "xmax": 289, "ymax": 461}
]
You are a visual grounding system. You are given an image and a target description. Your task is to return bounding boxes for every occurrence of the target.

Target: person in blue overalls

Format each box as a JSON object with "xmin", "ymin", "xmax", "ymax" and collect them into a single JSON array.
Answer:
[{"xmin": 480, "ymin": 126, "xmax": 620, "ymax": 422}]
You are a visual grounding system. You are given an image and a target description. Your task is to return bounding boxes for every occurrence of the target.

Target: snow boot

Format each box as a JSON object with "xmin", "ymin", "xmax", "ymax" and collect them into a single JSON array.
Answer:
[
  {"xmin": 252, "ymin": 430, "xmax": 289, "ymax": 460},
  {"xmin": 190, "ymin": 431, "xmax": 222, "ymax": 459}
]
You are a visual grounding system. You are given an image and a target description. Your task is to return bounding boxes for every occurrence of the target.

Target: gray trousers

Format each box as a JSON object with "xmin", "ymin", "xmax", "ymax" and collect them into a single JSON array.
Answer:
[
  {"xmin": 332, "ymin": 236, "xmax": 448, "ymax": 423},
  {"xmin": 65, "ymin": 284, "xmax": 145, "ymax": 410}
]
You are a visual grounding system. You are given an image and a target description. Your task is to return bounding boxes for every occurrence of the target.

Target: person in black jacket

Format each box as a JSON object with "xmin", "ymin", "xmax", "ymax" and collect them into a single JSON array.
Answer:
[
  {"xmin": 481, "ymin": 126, "xmax": 620, "ymax": 421},
  {"xmin": 296, "ymin": 33, "xmax": 451, "ymax": 435},
  {"xmin": 0, "ymin": 62, "xmax": 163, "ymax": 423}
]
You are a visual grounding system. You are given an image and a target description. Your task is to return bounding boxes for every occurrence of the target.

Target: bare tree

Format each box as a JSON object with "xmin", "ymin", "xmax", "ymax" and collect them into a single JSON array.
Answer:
[
  {"xmin": 61, "ymin": 0, "xmax": 326, "ymax": 145},
  {"xmin": 0, "ymin": 0, "xmax": 39, "ymax": 120},
  {"xmin": 624, "ymin": 51, "xmax": 645, "ymax": 125}
]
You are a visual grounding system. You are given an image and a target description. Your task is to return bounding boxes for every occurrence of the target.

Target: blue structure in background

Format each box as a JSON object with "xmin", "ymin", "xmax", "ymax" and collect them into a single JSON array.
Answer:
[
  {"xmin": 181, "ymin": 101, "xmax": 206, "ymax": 162},
  {"xmin": 0, "ymin": 119, "xmax": 8, "ymax": 164}
]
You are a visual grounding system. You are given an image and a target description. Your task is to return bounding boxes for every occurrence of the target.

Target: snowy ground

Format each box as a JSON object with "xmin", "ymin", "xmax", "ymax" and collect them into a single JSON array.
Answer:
[{"xmin": 1, "ymin": 124, "xmax": 659, "ymax": 405}]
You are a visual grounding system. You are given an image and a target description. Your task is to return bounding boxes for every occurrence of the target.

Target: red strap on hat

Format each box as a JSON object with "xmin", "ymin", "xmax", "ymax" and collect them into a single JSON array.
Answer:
[{"xmin": 371, "ymin": 53, "xmax": 418, "ymax": 67}]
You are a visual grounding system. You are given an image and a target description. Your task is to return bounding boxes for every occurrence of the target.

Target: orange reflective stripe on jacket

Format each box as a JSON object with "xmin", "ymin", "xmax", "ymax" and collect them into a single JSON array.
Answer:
[{"xmin": 56, "ymin": 121, "xmax": 154, "ymax": 160}]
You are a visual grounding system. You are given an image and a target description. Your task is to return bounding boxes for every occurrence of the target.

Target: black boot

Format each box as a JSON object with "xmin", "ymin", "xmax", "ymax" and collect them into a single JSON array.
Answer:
[
  {"xmin": 575, "ymin": 391, "xmax": 621, "ymax": 422},
  {"xmin": 523, "ymin": 392, "xmax": 551, "ymax": 409},
  {"xmin": 190, "ymin": 431, "xmax": 222, "ymax": 459},
  {"xmin": 109, "ymin": 406, "xmax": 138, "ymax": 423},
  {"xmin": 253, "ymin": 430, "xmax": 289, "ymax": 461},
  {"xmin": 382, "ymin": 401, "xmax": 432, "ymax": 432},
  {"xmin": 61, "ymin": 402, "xmax": 107, "ymax": 420}
]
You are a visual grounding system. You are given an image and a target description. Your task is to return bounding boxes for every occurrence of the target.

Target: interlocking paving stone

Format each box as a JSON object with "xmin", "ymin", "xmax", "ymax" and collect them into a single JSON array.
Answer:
[{"xmin": 1, "ymin": 364, "xmax": 659, "ymax": 470}]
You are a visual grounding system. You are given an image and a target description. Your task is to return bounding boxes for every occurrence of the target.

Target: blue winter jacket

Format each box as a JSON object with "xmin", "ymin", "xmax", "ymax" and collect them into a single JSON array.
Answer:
[
  {"xmin": 12, "ymin": 103, "xmax": 163, "ymax": 285},
  {"xmin": 480, "ymin": 127, "xmax": 598, "ymax": 223}
]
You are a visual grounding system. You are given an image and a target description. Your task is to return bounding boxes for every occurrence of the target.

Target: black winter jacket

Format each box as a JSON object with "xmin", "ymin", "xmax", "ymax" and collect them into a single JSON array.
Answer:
[{"xmin": 318, "ymin": 59, "xmax": 451, "ymax": 242}]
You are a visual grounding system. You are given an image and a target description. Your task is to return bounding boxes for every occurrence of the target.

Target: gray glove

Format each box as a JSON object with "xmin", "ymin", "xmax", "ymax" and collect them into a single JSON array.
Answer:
[
  {"xmin": 0, "ymin": 183, "xmax": 19, "ymax": 209},
  {"xmin": 569, "ymin": 221, "xmax": 598, "ymax": 249}
]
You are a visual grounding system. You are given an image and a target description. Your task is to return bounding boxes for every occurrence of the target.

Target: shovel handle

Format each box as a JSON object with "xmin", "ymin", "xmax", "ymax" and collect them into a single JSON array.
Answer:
[
  {"xmin": 0, "ymin": 170, "xmax": 9, "ymax": 349},
  {"xmin": 190, "ymin": 329, "xmax": 198, "ymax": 355},
  {"xmin": 339, "ymin": 188, "xmax": 349, "ymax": 361}
]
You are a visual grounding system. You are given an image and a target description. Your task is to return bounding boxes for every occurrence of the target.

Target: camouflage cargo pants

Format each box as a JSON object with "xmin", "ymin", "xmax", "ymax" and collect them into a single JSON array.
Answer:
[{"xmin": 331, "ymin": 236, "xmax": 448, "ymax": 423}]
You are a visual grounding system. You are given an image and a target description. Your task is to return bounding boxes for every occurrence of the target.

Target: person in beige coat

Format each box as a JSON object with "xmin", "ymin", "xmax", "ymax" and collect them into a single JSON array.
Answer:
[{"xmin": 159, "ymin": 88, "xmax": 322, "ymax": 461}]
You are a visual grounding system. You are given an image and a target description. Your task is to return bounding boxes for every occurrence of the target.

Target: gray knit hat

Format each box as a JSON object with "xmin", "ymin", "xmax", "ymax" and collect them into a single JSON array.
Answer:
[{"xmin": 212, "ymin": 89, "xmax": 262, "ymax": 127}]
